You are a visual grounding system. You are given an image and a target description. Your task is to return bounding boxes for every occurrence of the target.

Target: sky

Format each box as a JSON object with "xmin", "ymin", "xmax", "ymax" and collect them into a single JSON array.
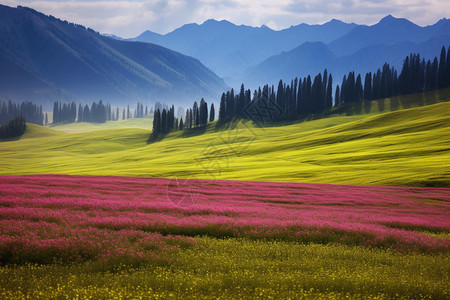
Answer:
[{"xmin": 1, "ymin": 0, "xmax": 449, "ymax": 38}]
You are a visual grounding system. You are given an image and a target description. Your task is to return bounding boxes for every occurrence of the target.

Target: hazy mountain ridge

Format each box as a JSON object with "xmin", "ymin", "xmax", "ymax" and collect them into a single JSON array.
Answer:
[
  {"xmin": 0, "ymin": 5, "xmax": 227, "ymax": 107},
  {"xmin": 132, "ymin": 19, "xmax": 358, "ymax": 79},
  {"xmin": 133, "ymin": 15, "xmax": 450, "ymax": 89},
  {"xmin": 244, "ymin": 15, "xmax": 450, "ymax": 88}
]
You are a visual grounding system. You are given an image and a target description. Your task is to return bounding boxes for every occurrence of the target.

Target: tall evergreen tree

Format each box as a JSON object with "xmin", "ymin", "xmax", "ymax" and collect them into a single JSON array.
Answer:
[
  {"xmin": 446, "ymin": 46, "xmax": 450, "ymax": 87},
  {"xmin": 179, "ymin": 117, "xmax": 184, "ymax": 130},
  {"xmin": 161, "ymin": 109, "xmax": 167, "ymax": 134},
  {"xmin": 218, "ymin": 93, "xmax": 226, "ymax": 123},
  {"xmin": 193, "ymin": 101, "xmax": 199, "ymax": 127},
  {"xmin": 335, "ymin": 85, "xmax": 340, "ymax": 106},
  {"xmin": 152, "ymin": 109, "xmax": 161, "ymax": 137},
  {"xmin": 438, "ymin": 46, "xmax": 447, "ymax": 89},
  {"xmin": 199, "ymin": 98, "xmax": 208, "ymax": 126},
  {"xmin": 355, "ymin": 74, "xmax": 363, "ymax": 102},
  {"xmin": 326, "ymin": 74, "xmax": 333, "ymax": 109},
  {"xmin": 364, "ymin": 72, "xmax": 372, "ymax": 101},
  {"xmin": 209, "ymin": 103, "xmax": 215, "ymax": 122},
  {"xmin": 295, "ymin": 78, "xmax": 301, "ymax": 116}
]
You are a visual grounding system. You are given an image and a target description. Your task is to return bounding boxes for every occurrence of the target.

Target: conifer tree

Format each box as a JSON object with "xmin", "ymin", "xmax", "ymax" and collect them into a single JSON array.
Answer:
[
  {"xmin": 179, "ymin": 117, "xmax": 184, "ymax": 130},
  {"xmin": 364, "ymin": 72, "xmax": 372, "ymax": 101},
  {"xmin": 193, "ymin": 101, "xmax": 199, "ymax": 127},
  {"xmin": 199, "ymin": 98, "xmax": 208, "ymax": 126},
  {"xmin": 161, "ymin": 109, "xmax": 167, "ymax": 134},
  {"xmin": 326, "ymin": 74, "xmax": 333, "ymax": 109},
  {"xmin": 446, "ymin": 46, "xmax": 450, "ymax": 87},
  {"xmin": 218, "ymin": 93, "xmax": 226, "ymax": 123},
  {"xmin": 335, "ymin": 85, "xmax": 340, "ymax": 106},
  {"xmin": 209, "ymin": 103, "xmax": 215, "ymax": 122},
  {"xmin": 438, "ymin": 46, "xmax": 446, "ymax": 89}
]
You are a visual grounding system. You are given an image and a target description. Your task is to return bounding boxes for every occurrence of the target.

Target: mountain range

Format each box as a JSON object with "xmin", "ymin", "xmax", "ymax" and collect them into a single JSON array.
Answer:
[
  {"xmin": 134, "ymin": 15, "xmax": 450, "ymax": 89},
  {"xmin": 1, "ymin": 4, "xmax": 449, "ymax": 108},
  {"xmin": 0, "ymin": 5, "xmax": 227, "ymax": 108},
  {"xmin": 132, "ymin": 19, "xmax": 357, "ymax": 80}
]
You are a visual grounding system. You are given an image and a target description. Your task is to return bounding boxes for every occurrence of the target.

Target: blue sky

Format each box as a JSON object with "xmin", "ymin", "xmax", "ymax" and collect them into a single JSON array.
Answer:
[{"xmin": 2, "ymin": 0, "xmax": 449, "ymax": 37}]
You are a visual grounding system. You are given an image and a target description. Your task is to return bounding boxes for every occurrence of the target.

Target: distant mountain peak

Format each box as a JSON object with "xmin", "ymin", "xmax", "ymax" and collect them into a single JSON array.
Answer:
[
  {"xmin": 377, "ymin": 14, "xmax": 418, "ymax": 26},
  {"xmin": 377, "ymin": 14, "xmax": 399, "ymax": 24},
  {"xmin": 201, "ymin": 19, "xmax": 234, "ymax": 27},
  {"xmin": 326, "ymin": 19, "xmax": 345, "ymax": 25}
]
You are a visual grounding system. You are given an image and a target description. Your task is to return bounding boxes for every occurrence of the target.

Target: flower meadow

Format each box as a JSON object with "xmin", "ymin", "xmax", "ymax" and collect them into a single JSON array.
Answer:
[{"xmin": 0, "ymin": 175, "xmax": 449, "ymax": 298}]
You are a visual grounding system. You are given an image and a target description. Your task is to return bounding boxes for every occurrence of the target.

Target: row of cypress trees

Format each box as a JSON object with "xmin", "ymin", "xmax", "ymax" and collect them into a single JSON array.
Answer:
[
  {"xmin": 150, "ymin": 45, "xmax": 450, "ymax": 140},
  {"xmin": 0, "ymin": 116, "xmax": 26, "ymax": 139},
  {"xmin": 0, "ymin": 100, "xmax": 43, "ymax": 126},
  {"xmin": 151, "ymin": 99, "xmax": 216, "ymax": 139},
  {"xmin": 217, "ymin": 45, "xmax": 450, "ymax": 124},
  {"xmin": 54, "ymin": 101, "xmax": 151, "ymax": 124}
]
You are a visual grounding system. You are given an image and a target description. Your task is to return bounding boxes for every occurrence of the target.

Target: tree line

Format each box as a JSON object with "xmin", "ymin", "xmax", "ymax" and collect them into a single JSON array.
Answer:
[
  {"xmin": 0, "ymin": 116, "xmax": 26, "ymax": 139},
  {"xmin": 53, "ymin": 101, "xmax": 151, "ymax": 124},
  {"xmin": 150, "ymin": 45, "xmax": 450, "ymax": 140},
  {"xmin": 150, "ymin": 99, "xmax": 215, "ymax": 139},
  {"xmin": 0, "ymin": 100, "xmax": 43, "ymax": 126},
  {"xmin": 217, "ymin": 46, "xmax": 450, "ymax": 124}
]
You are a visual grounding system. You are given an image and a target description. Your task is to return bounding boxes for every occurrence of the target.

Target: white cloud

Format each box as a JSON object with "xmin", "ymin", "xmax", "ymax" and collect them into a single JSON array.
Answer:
[{"xmin": 1, "ymin": 0, "xmax": 448, "ymax": 37}]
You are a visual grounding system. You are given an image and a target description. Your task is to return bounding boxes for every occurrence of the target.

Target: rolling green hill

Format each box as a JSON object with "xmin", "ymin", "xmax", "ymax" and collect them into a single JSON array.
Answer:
[
  {"xmin": 50, "ymin": 118, "xmax": 153, "ymax": 133},
  {"xmin": 0, "ymin": 89, "xmax": 449, "ymax": 187}
]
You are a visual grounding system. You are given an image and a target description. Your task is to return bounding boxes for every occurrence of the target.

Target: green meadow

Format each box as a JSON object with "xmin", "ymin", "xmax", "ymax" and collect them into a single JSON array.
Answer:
[
  {"xmin": 1, "ymin": 238, "xmax": 448, "ymax": 299},
  {"xmin": 49, "ymin": 117, "xmax": 153, "ymax": 133},
  {"xmin": 1, "ymin": 89, "xmax": 449, "ymax": 299},
  {"xmin": 1, "ymin": 88, "xmax": 449, "ymax": 187}
]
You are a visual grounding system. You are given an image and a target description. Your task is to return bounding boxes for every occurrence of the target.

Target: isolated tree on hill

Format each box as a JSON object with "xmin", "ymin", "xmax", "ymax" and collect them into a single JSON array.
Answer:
[{"xmin": 44, "ymin": 113, "xmax": 48, "ymax": 125}]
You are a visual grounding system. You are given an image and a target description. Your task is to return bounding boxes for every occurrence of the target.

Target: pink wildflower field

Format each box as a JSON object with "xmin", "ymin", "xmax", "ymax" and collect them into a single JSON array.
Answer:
[{"xmin": 0, "ymin": 175, "xmax": 449, "ymax": 266}]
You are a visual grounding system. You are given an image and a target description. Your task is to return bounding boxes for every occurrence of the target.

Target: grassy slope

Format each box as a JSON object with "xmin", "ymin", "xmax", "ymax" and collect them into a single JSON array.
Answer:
[
  {"xmin": 0, "ymin": 89, "xmax": 449, "ymax": 187},
  {"xmin": 49, "ymin": 117, "xmax": 153, "ymax": 133}
]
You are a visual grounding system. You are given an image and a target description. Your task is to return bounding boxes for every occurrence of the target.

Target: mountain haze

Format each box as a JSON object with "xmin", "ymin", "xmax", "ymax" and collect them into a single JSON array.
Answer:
[
  {"xmin": 133, "ymin": 16, "xmax": 450, "ymax": 89},
  {"xmin": 0, "ymin": 5, "xmax": 227, "ymax": 107},
  {"xmin": 133, "ymin": 19, "xmax": 357, "ymax": 79},
  {"xmin": 243, "ymin": 16, "xmax": 450, "ymax": 87}
]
